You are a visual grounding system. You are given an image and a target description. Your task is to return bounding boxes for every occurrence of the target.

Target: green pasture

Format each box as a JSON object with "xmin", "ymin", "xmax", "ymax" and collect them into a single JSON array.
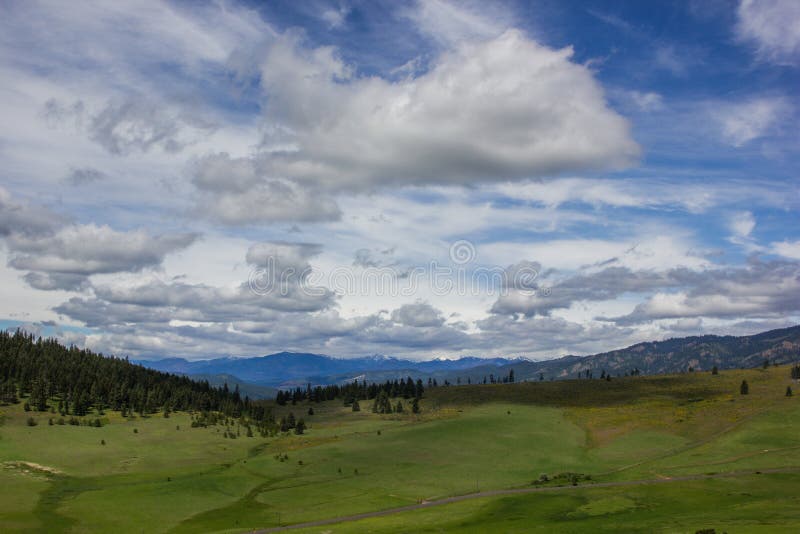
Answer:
[{"xmin": 1, "ymin": 365, "xmax": 798, "ymax": 532}]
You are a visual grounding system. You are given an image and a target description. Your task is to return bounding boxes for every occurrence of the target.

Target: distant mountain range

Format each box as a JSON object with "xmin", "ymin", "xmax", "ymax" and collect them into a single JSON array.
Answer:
[{"xmin": 138, "ymin": 325, "xmax": 800, "ymax": 398}]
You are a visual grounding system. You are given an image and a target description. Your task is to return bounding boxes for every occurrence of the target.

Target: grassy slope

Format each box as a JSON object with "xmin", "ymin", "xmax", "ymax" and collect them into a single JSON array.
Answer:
[
  {"xmin": 290, "ymin": 474, "xmax": 800, "ymax": 533},
  {"xmin": 0, "ymin": 365, "xmax": 798, "ymax": 532}
]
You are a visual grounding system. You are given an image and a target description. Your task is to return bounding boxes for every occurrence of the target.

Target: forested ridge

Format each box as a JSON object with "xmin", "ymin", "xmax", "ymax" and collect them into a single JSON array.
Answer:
[{"xmin": 0, "ymin": 330, "xmax": 252, "ymax": 417}]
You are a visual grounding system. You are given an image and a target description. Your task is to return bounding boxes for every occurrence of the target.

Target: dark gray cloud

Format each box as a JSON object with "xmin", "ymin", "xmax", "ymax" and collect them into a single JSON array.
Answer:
[
  {"xmin": 606, "ymin": 260, "xmax": 800, "ymax": 325},
  {"xmin": 23, "ymin": 272, "xmax": 90, "ymax": 291},
  {"xmin": 391, "ymin": 302, "xmax": 445, "ymax": 327},
  {"xmin": 0, "ymin": 188, "xmax": 198, "ymax": 290},
  {"xmin": 191, "ymin": 153, "xmax": 341, "ymax": 225},
  {"xmin": 0, "ymin": 187, "xmax": 66, "ymax": 237},
  {"xmin": 65, "ymin": 167, "xmax": 107, "ymax": 186},
  {"xmin": 88, "ymin": 97, "xmax": 216, "ymax": 155},
  {"xmin": 42, "ymin": 96, "xmax": 217, "ymax": 156}
]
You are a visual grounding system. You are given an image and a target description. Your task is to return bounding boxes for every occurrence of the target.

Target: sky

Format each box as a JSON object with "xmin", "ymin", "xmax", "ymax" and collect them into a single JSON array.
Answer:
[{"xmin": 0, "ymin": 0, "xmax": 798, "ymax": 361}]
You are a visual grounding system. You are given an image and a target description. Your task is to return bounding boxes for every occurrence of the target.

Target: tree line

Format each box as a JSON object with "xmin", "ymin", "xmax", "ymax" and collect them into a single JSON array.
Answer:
[
  {"xmin": 275, "ymin": 376, "xmax": 425, "ymax": 406},
  {"xmin": 0, "ymin": 330, "xmax": 263, "ymax": 420}
]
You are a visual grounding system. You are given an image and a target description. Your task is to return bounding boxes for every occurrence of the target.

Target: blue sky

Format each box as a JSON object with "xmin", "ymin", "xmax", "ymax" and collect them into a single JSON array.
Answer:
[{"xmin": 0, "ymin": 0, "xmax": 798, "ymax": 360}]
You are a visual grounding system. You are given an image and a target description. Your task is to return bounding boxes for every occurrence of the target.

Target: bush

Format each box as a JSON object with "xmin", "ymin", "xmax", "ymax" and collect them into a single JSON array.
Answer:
[{"xmin": 26, "ymin": 417, "xmax": 37, "ymax": 426}]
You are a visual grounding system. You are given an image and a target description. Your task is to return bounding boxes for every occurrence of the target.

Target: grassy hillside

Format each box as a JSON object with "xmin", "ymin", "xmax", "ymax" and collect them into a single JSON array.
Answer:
[{"xmin": 1, "ymin": 365, "xmax": 799, "ymax": 532}]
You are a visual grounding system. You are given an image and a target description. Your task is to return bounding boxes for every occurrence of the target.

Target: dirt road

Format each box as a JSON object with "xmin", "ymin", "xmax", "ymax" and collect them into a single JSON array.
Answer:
[{"xmin": 250, "ymin": 466, "xmax": 800, "ymax": 533}]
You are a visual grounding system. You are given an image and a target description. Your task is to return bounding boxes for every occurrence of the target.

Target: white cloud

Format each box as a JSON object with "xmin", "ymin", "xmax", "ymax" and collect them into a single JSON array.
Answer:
[
  {"xmin": 654, "ymin": 46, "xmax": 688, "ymax": 76},
  {"xmin": 736, "ymin": 0, "xmax": 800, "ymax": 64},
  {"xmin": 321, "ymin": 5, "xmax": 350, "ymax": 29},
  {"xmin": 191, "ymin": 153, "xmax": 341, "ymax": 224},
  {"xmin": 771, "ymin": 240, "xmax": 800, "ymax": 260},
  {"xmin": 256, "ymin": 30, "xmax": 639, "ymax": 192},
  {"xmin": 403, "ymin": 0, "xmax": 511, "ymax": 46},
  {"xmin": 715, "ymin": 96, "xmax": 790, "ymax": 147},
  {"xmin": 627, "ymin": 91, "xmax": 664, "ymax": 112},
  {"xmin": 0, "ymin": 188, "xmax": 197, "ymax": 289},
  {"xmin": 609, "ymin": 260, "xmax": 800, "ymax": 324},
  {"xmin": 729, "ymin": 211, "xmax": 755, "ymax": 239}
]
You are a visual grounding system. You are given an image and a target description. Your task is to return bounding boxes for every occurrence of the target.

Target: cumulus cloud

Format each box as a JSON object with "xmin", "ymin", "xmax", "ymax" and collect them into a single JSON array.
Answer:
[
  {"xmin": 88, "ymin": 97, "xmax": 216, "ymax": 155},
  {"xmin": 246, "ymin": 241, "xmax": 323, "ymax": 267},
  {"xmin": 0, "ymin": 188, "xmax": 197, "ymax": 290},
  {"xmin": 736, "ymin": 0, "xmax": 800, "ymax": 64},
  {"xmin": 43, "ymin": 97, "xmax": 217, "ymax": 156},
  {"xmin": 391, "ymin": 302, "xmax": 446, "ymax": 327},
  {"xmin": 491, "ymin": 265, "xmax": 684, "ymax": 317},
  {"xmin": 607, "ymin": 260, "xmax": 800, "ymax": 324},
  {"xmin": 0, "ymin": 187, "xmax": 66, "ymax": 237},
  {"xmin": 7, "ymin": 225, "xmax": 197, "ymax": 275},
  {"xmin": 256, "ymin": 29, "xmax": 639, "ymax": 191},
  {"xmin": 191, "ymin": 153, "xmax": 341, "ymax": 224},
  {"xmin": 23, "ymin": 272, "xmax": 90, "ymax": 292}
]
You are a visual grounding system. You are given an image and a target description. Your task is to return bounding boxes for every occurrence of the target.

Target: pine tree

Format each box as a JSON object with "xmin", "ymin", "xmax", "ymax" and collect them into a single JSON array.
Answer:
[
  {"xmin": 740, "ymin": 380, "xmax": 749, "ymax": 395},
  {"xmin": 786, "ymin": 386, "xmax": 793, "ymax": 397},
  {"xmin": 411, "ymin": 397, "xmax": 420, "ymax": 414},
  {"xmin": 352, "ymin": 399, "xmax": 361, "ymax": 412},
  {"xmin": 395, "ymin": 400, "xmax": 403, "ymax": 413}
]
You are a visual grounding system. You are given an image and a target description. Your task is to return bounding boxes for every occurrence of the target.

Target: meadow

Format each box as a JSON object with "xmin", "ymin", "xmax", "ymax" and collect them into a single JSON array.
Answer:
[{"xmin": 1, "ymin": 365, "xmax": 799, "ymax": 532}]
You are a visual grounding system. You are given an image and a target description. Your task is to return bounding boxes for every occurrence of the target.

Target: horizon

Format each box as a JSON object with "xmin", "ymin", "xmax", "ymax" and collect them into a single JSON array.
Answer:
[{"xmin": 1, "ymin": 0, "xmax": 799, "ymax": 361}]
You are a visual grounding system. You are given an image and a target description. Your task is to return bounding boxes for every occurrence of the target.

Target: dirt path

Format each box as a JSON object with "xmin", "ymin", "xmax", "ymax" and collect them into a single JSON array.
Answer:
[{"xmin": 249, "ymin": 466, "xmax": 800, "ymax": 533}]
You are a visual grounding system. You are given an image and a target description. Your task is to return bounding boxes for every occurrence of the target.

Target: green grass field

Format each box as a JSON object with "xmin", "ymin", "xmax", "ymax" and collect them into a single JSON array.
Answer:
[{"xmin": 1, "ymin": 366, "xmax": 799, "ymax": 532}]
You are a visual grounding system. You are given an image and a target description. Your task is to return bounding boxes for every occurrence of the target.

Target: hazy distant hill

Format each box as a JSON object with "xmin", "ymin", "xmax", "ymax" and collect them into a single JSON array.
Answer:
[
  {"xmin": 138, "ymin": 325, "xmax": 800, "ymax": 393},
  {"xmin": 177, "ymin": 373, "xmax": 278, "ymax": 400},
  {"xmin": 138, "ymin": 353, "xmax": 519, "ymax": 390},
  {"xmin": 496, "ymin": 324, "xmax": 800, "ymax": 382}
]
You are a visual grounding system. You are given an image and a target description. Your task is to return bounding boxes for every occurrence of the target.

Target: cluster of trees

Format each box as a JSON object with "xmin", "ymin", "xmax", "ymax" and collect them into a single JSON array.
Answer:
[
  {"xmin": 477, "ymin": 370, "xmax": 516, "ymax": 384},
  {"xmin": 572, "ymin": 368, "xmax": 639, "ymax": 381},
  {"xmin": 278, "ymin": 412, "xmax": 306, "ymax": 434},
  {"xmin": 791, "ymin": 365, "xmax": 800, "ymax": 380},
  {"xmin": 371, "ymin": 390, "xmax": 419, "ymax": 414},
  {"xmin": 190, "ymin": 410, "xmax": 276, "ymax": 437},
  {"xmin": 446, "ymin": 370, "xmax": 519, "ymax": 386},
  {"xmin": 276, "ymin": 377, "xmax": 425, "ymax": 407},
  {"xmin": 0, "ymin": 330, "xmax": 264, "ymax": 421}
]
